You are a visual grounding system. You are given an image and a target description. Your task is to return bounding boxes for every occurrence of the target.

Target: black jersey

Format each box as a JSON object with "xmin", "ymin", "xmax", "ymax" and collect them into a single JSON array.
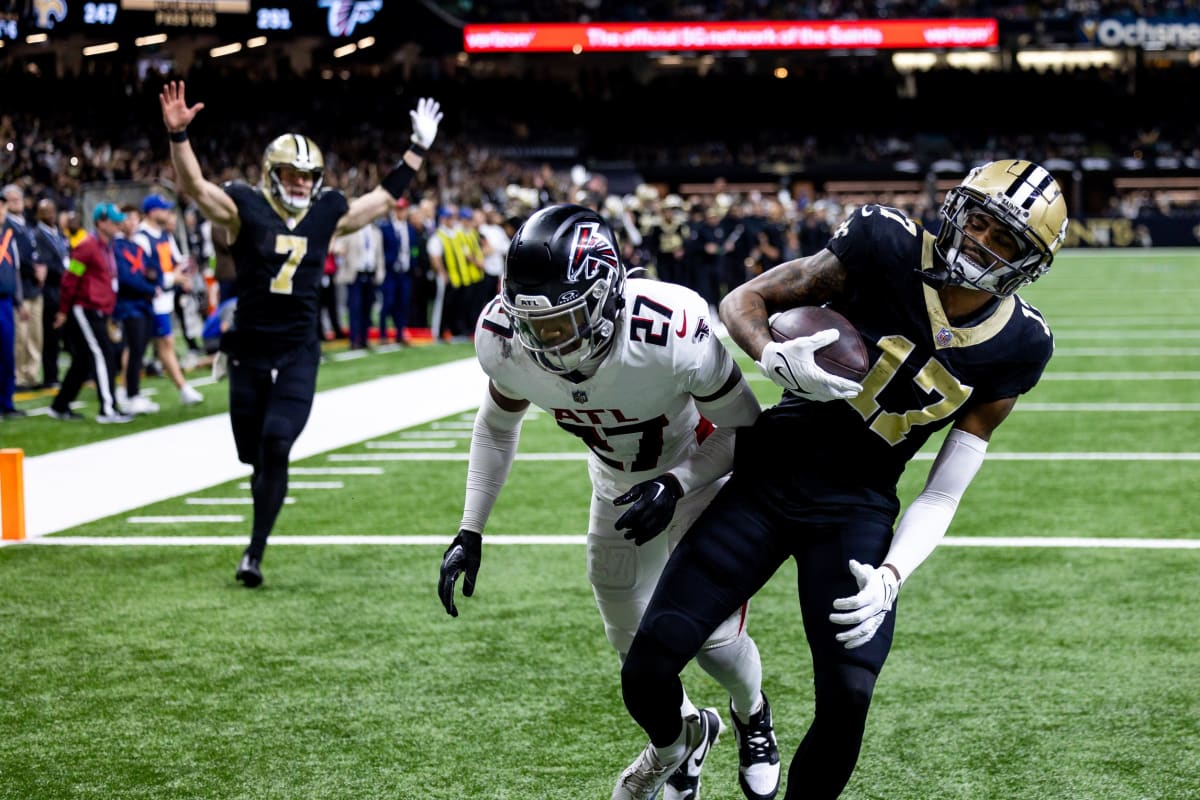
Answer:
[
  {"xmin": 737, "ymin": 203, "xmax": 1053, "ymax": 519},
  {"xmin": 224, "ymin": 182, "xmax": 349, "ymax": 357}
]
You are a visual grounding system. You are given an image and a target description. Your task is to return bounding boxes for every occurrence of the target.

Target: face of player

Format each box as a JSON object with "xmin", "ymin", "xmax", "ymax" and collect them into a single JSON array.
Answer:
[
  {"xmin": 524, "ymin": 307, "xmax": 588, "ymax": 353},
  {"xmin": 277, "ymin": 165, "xmax": 316, "ymax": 205},
  {"xmin": 961, "ymin": 210, "xmax": 1024, "ymax": 266}
]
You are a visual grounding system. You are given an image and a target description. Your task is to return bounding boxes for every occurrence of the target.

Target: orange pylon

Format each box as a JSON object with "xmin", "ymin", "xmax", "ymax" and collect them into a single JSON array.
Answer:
[{"xmin": 0, "ymin": 448, "xmax": 26, "ymax": 540}]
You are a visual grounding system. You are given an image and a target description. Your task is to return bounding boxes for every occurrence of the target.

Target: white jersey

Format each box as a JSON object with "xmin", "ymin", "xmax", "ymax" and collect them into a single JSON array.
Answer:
[{"xmin": 475, "ymin": 278, "xmax": 735, "ymax": 500}]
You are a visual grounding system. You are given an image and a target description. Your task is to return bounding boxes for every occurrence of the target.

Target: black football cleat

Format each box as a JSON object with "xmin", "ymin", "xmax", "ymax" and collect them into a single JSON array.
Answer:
[
  {"xmin": 730, "ymin": 693, "xmax": 781, "ymax": 800},
  {"xmin": 236, "ymin": 553, "xmax": 263, "ymax": 588}
]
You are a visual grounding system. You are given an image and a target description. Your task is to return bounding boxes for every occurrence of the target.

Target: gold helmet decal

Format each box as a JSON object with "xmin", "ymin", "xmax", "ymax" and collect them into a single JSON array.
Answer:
[{"xmin": 261, "ymin": 133, "xmax": 326, "ymax": 216}]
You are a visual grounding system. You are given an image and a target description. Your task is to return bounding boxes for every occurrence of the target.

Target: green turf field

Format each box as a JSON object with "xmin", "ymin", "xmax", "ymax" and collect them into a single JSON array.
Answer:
[{"xmin": 2, "ymin": 249, "xmax": 1198, "ymax": 799}]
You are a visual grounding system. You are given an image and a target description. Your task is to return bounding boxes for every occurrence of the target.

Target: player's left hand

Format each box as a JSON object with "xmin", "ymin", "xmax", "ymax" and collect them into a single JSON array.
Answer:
[
  {"xmin": 614, "ymin": 474, "xmax": 684, "ymax": 546},
  {"xmin": 829, "ymin": 559, "xmax": 899, "ymax": 649},
  {"xmin": 410, "ymin": 97, "xmax": 443, "ymax": 149},
  {"xmin": 438, "ymin": 529, "xmax": 481, "ymax": 617}
]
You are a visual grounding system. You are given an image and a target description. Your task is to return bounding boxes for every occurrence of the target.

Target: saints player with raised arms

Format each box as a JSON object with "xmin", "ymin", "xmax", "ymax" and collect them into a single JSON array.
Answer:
[
  {"xmin": 160, "ymin": 80, "xmax": 442, "ymax": 588},
  {"xmin": 616, "ymin": 160, "xmax": 1069, "ymax": 799},
  {"xmin": 437, "ymin": 204, "xmax": 782, "ymax": 800}
]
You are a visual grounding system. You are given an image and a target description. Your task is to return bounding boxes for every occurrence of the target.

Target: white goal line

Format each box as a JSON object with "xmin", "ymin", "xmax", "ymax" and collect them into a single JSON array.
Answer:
[{"xmin": 6, "ymin": 535, "xmax": 1198, "ymax": 549}]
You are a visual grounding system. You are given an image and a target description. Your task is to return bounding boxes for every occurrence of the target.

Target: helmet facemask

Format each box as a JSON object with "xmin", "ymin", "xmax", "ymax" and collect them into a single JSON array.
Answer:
[
  {"xmin": 261, "ymin": 134, "xmax": 325, "ymax": 215},
  {"xmin": 505, "ymin": 271, "xmax": 620, "ymax": 374},
  {"xmin": 934, "ymin": 160, "xmax": 1067, "ymax": 298},
  {"xmin": 268, "ymin": 166, "xmax": 323, "ymax": 213},
  {"xmin": 501, "ymin": 204, "xmax": 627, "ymax": 375}
]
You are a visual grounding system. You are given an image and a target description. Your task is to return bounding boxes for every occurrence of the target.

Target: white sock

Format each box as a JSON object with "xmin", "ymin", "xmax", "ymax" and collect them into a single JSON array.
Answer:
[
  {"xmin": 654, "ymin": 719, "xmax": 691, "ymax": 766},
  {"xmin": 697, "ymin": 634, "xmax": 763, "ymax": 721}
]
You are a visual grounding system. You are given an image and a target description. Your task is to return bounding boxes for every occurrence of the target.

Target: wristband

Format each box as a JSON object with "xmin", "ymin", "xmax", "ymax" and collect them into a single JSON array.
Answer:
[
  {"xmin": 168, "ymin": 129, "xmax": 188, "ymax": 142},
  {"xmin": 882, "ymin": 562, "xmax": 902, "ymax": 583},
  {"xmin": 381, "ymin": 161, "xmax": 417, "ymax": 200},
  {"xmin": 408, "ymin": 143, "xmax": 428, "ymax": 158}
]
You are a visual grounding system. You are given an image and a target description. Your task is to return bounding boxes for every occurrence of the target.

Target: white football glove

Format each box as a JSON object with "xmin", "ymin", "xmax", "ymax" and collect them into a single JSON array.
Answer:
[
  {"xmin": 410, "ymin": 97, "xmax": 443, "ymax": 149},
  {"xmin": 756, "ymin": 331, "xmax": 862, "ymax": 402},
  {"xmin": 829, "ymin": 560, "xmax": 899, "ymax": 650}
]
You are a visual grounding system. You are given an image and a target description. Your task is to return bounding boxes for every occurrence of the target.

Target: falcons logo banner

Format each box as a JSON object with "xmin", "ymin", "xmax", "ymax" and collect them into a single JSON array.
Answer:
[{"xmin": 567, "ymin": 222, "xmax": 620, "ymax": 283}]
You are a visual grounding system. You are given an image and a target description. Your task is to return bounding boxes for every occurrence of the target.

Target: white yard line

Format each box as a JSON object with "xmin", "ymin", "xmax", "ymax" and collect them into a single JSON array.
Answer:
[
  {"xmin": 11, "ymin": 535, "xmax": 1200, "ymax": 550},
  {"xmin": 238, "ymin": 481, "xmax": 343, "ymax": 489},
  {"xmin": 1018, "ymin": 403, "xmax": 1200, "ymax": 411},
  {"xmin": 1039, "ymin": 372, "xmax": 1200, "ymax": 380},
  {"xmin": 290, "ymin": 467, "xmax": 384, "ymax": 475},
  {"xmin": 325, "ymin": 451, "xmax": 1200, "ymax": 463},
  {"xmin": 1053, "ymin": 330, "xmax": 1200, "ymax": 339},
  {"xmin": 19, "ymin": 358, "xmax": 488, "ymax": 538},
  {"xmin": 364, "ymin": 440, "xmax": 458, "ymax": 449},
  {"xmin": 185, "ymin": 497, "xmax": 295, "ymax": 505},
  {"xmin": 127, "ymin": 515, "xmax": 244, "ymax": 524},
  {"xmin": 1053, "ymin": 347, "xmax": 1200, "ymax": 356}
]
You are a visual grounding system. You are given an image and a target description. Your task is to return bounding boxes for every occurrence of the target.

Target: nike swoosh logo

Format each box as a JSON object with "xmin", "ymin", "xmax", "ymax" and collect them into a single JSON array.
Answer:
[
  {"xmin": 772, "ymin": 364, "xmax": 796, "ymax": 386},
  {"xmin": 675, "ymin": 310, "xmax": 687, "ymax": 338}
]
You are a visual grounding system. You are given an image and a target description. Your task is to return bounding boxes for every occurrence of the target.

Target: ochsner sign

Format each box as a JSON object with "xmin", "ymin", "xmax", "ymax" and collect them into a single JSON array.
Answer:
[
  {"xmin": 1082, "ymin": 17, "xmax": 1200, "ymax": 49},
  {"xmin": 463, "ymin": 19, "xmax": 999, "ymax": 53}
]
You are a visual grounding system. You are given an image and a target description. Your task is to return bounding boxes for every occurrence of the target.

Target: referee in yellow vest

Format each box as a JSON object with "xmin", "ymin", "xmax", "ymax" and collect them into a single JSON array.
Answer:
[{"xmin": 427, "ymin": 204, "xmax": 484, "ymax": 342}]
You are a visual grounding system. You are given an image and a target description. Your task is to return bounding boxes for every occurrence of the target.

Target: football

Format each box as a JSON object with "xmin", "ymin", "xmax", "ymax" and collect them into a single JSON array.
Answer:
[{"xmin": 768, "ymin": 305, "xmax": 870, "ymax": 381}]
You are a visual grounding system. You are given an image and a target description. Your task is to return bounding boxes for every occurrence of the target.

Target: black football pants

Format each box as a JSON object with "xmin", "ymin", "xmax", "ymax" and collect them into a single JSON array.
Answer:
[
  {"xmin": 621, "ymin": 475, "xmax": 897, "ymax": 800},
  {"xmin": 228, "ymin": 342, "xmax": 319, "ymax": 559}
]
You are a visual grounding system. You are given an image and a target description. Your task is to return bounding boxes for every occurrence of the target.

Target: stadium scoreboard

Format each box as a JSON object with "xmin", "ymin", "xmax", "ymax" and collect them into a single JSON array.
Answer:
[{"xmin": 2, "ymin": 0, "xmax": 388, "ymax": 40}]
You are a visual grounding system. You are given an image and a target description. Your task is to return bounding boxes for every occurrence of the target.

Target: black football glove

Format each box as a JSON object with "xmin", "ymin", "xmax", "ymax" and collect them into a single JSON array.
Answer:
[
  {"xmin": 613, "ymin": 474, "xmax": 684, "ymax": 546},
  {"xmin": 438, "ymin": 529, "xmax": 482, "ymax": 617}
]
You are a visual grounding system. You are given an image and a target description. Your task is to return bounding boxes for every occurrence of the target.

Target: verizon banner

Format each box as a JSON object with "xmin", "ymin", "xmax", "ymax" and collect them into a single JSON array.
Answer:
[{"xmin": 463, "ymin": 19, "xmax": 998, "ymax": 53}]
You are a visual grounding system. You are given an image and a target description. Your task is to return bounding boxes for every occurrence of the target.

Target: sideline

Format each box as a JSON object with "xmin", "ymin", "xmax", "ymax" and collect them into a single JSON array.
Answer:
[{"xmin": 20, "ymin": 358, "xmax": 487, "ymax": 538}]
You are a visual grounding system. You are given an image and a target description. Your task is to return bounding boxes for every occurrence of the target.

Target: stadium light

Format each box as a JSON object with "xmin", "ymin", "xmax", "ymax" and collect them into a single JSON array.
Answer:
[
  {"xmin": 135, "ymin": 34, "xmax": 168, "ymax": 47},
  {"xmin": 82, "ymin": 42, "xmax": 120, "ymax": 56},
  {"xmin": 25, "ymin": 33, "xmax": 48, "ymax": 44},
  {"xmin": 1016, "ymin": 49, "xmax": 1120, "ymax": 71},
  {"xmin": 247, "ymin": 37, "xmax": 267, "ymax": 48},
  {"xmin": 333, "ymin": 42, "xmax": 357, "ymax": 58},
  {"xmin": 892, "ymin": 52, "xmax": 937, "ymax": 72},
  {"xmin": 945, "ymin": 51, "xmax": 999, "ymax": 70},
  {"xmin": 209, "ymin": 42, "xmax": 242, "ymax": 58}
]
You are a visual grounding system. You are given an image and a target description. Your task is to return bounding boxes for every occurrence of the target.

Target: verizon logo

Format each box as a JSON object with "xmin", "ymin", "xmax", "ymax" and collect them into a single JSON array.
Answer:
[
  {"xmin": 923, "ymin": 24, "xmax": 996, "ymax": 45},
  {"xmin": 465, "ymin": 29, "xmax": 536, "ymax": 49}
]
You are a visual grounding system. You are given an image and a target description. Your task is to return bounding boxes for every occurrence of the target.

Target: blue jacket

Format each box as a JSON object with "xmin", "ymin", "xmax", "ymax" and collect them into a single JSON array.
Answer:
[
  {"xmin": 0, "ymin": 217, "xmax": 23, "ymax": 301},
  {"xmin": 378, "ymin": 217, "xmax": 418, "ymax": 274},
  {"xmin": 113, "ymin": 236, "xmax": 157, "ymax": 320}
]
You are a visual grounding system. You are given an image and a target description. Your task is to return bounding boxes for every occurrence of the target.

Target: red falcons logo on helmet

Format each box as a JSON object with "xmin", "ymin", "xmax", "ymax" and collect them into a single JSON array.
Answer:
[{"xmin": 567, "ymin": 222, "xmax": 619, "ymax": 282}]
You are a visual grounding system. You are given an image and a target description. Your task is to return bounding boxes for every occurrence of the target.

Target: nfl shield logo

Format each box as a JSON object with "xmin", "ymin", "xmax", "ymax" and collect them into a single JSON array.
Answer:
[
  {"xmin": 935, "ymin": 327, "xmax": 953, "ymax": 347},
  {"xmin": 572, "ymin": 389, "xmax": 588, "ymax": 404}
]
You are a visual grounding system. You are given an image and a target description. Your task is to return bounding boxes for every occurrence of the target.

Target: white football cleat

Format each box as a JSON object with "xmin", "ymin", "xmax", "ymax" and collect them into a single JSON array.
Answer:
[{"xmin": 613, "ymin": 708, "xmax": 723, "ymax": 800}]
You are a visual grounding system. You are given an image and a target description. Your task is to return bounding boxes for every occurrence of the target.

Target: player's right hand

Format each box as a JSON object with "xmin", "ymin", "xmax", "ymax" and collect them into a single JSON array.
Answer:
[
  {"xmin": 159, "ymin": 80, "xmax": 205, "ymax": 133},
  {"xmin": 438, "ymin": 529, "xmax": 481, "ymax": 617},
  {"xmin": 757, "ymin": 334, "xmax": 862, "ymax": 402}
]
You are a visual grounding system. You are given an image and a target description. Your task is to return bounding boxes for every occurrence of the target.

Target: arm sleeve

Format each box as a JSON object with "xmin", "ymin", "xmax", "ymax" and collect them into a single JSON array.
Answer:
[
  {"xmin": 459, "ymin": 387, "xmax": 528, "ymax": 534},
  {"xmin": 883, "ymin": 428, "xmax": 988, "ymax": 584},
  {"xmin": 670, "ymin": 377, "xmax": 761, "ymax": 495}
]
